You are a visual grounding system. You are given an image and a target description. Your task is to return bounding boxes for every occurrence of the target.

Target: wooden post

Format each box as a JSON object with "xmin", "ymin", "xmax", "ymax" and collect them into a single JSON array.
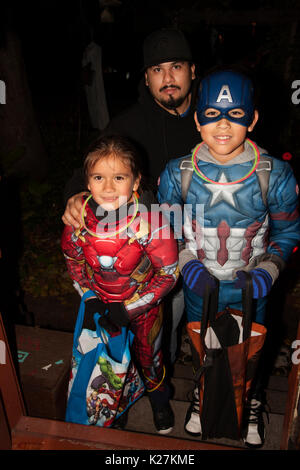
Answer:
[
  {"xmin": 280, "ymin": 321, "xmax": 300, "ymax": 449},
  {"xmin": 0, "ymin": 314, "xmax": 26, "ymax": 449},
  {"xmin": 0, "ymin": 314, "xmax": 26, "ymax": 430}
]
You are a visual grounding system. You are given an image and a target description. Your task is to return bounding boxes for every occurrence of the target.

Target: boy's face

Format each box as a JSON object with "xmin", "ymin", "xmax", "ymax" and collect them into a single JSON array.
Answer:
[
  {"xmin": 194, "ymin": 109, "xmax": 259, "ymax": 163},
  {"xmin": 145, "ymin": 61, "xmax": 195, "ymax": 115}
]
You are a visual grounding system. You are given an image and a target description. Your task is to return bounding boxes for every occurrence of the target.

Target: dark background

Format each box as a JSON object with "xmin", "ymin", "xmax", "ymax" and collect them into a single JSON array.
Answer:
[{"xmin": 1, "ymin": 0, "xmax": 300, "ymax": 340}]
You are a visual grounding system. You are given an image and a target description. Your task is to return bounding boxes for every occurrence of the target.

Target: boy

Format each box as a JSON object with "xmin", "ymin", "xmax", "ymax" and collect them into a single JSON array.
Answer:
[{"xmin": 157, "ymin": 69, "xmax": 300, "ymax": 447}]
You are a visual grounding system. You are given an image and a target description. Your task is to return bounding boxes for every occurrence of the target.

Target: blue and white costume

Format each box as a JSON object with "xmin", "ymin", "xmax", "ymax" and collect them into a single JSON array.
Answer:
[
  {"xmin": 158, "ymin": 70, "xmax": 300, "ymax": 325},
  {"xmin": 158, "ymin": 140, "xmax": 300, "ymax": 323}
]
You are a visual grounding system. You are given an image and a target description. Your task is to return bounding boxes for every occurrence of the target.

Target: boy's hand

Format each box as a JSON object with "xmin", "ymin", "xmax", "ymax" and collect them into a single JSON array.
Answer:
[
  {"xmin": 234, "ymin": 268, "xmax": 272, "ymax": 298},
  {"xmin": 62, "ymin": 192, "xmax": 88, "ymax": 228},
  {"xmin": 181, "ymin": 259, "xmax": 216, "ymax": 296}
]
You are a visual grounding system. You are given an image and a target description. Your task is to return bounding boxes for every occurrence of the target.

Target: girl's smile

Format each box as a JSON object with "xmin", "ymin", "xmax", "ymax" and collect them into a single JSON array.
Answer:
[{"xmin": 87, "ymin": 154, "xmax": 140, "ymax": 211}]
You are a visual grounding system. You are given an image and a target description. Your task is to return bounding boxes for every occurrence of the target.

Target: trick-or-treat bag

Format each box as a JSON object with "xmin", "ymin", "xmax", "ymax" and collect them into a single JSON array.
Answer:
[
  {"xmin": 187, "ymin": 274, "xmax": 267, "ymax": 440},
  {"xmin": 65, "ymin": 290, "xmax": 145, "ymax": 427}
]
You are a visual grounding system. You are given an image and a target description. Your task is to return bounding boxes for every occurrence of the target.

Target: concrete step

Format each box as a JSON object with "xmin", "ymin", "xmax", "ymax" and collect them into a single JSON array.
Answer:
[
  {"xmin": 266, "ymin": 388, "xmax": 287, "ymax": 415},
  {"xmin": 171, "ymin": 375, "xmax": 287, "ymax": 415},
  {"xmin": 267, "ymin": 374, "xmax": 289, "ymax": 392},
  {"xmin": 124, "ymin": 360, "xmax": 288, "ymax": 450},
  {"xmin": 173, "ymin": 362, "xmax": 289, "ymax": 389},
  {"xmin": 171, "ymin": 376, "xmax": 194, "ymax": 401},
  {"xmin": 124, "ymin": 395, "xmax": 284, "ymax": 450},
  {"xmin": 173, "ymin": 363, "xmax": 194, "ymax": 380}
]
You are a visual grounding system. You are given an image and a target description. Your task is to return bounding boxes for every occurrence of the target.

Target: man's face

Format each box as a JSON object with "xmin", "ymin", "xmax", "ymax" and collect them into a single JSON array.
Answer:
[{"xmin": 145, "ymin": 61, "xmax": 195, "ymax": 115}]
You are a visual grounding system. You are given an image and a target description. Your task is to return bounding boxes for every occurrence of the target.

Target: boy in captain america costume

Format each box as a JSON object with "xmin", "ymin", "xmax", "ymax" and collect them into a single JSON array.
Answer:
[{"xmin": 157, "ymin": 69, "xmax": 300, "ymax": 447}]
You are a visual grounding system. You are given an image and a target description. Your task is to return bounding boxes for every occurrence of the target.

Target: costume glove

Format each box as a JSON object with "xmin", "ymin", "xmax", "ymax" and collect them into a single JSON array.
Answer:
[
  {"xmin": 234, "ymin": 268, "xmax": 273, "ymax": 299},
  {"xmin": 108, "ymin": 302, "xmax": 130, "ymax": 327},
  {"xmin": 181, "ymin": 259, "xmax": 217, "ymax": 297},
  {"xmin": 84, "ymin": 298, "xmax": 119, "ymax": 334}
]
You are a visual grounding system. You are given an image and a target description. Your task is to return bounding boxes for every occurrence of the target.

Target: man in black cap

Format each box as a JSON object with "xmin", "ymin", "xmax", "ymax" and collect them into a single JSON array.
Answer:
[{"xmin": 142, "ymin": 28, "xmax": 195, "ymax": 121}]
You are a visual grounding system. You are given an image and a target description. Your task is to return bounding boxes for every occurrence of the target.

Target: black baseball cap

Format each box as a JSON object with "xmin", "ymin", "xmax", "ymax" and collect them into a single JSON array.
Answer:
[{"xmin": 143, "ymin": 28, "xmax": 193, "ymax": 69}]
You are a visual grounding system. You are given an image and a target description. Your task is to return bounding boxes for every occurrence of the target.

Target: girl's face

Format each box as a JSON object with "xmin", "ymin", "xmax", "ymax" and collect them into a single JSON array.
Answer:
[{"xmin": 87, "ymin": 153, "xmax": 141, "ymax": 211}]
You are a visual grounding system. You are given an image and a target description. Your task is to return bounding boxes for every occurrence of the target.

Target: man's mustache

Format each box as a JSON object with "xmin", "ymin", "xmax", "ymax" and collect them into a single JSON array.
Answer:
[{"xmin": 159, "ymin": 85, "xmax": 181, "ymax": 92}]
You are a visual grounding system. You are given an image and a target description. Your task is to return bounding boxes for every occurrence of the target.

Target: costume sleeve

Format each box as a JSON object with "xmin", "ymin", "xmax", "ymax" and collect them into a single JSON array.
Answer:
[
  {"xmin": 266, "ymin": 161, "xmax": 300, "ymax": 262},
  {"xmin": 61, "ymin": 225, "xmax": 91, "ymax": 293},
  {"xmin": 123, "ymin": 211, "xmax": 179, "ymax": 319},
  {"xmin": 242, "ymin": 161, "xmax": 300, "ymax": 284}
]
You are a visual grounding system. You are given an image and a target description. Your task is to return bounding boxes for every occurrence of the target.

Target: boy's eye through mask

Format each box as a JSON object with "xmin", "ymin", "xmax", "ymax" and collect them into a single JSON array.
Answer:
[{"xmin": 202, "ymin": 107, "xmax": 246, "ymax": 124}]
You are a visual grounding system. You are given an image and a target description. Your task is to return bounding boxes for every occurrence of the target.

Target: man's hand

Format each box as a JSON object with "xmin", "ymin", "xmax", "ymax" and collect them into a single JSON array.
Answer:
[{"xmin": 62, "ymin": 192, "xmax": 88, "ymax": 228}]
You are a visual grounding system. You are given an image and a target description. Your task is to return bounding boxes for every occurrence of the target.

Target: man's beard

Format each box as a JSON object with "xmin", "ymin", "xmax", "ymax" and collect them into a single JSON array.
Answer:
[{"xmin": 158, "ymin": 86, "xmax": 186, "ymax": 111}]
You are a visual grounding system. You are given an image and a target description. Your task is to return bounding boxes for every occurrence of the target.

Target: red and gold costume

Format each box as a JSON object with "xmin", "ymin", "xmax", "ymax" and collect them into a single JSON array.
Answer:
[{"xmin": 61, "ymin": 193, "xmax": 179, "ymax": 390}]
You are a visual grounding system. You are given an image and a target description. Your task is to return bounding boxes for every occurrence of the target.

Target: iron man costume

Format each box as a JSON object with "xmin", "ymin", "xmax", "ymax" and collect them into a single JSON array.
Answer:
[{"xmin": 61, "ymin": 193, "xmax": 179, "ymax": 390}]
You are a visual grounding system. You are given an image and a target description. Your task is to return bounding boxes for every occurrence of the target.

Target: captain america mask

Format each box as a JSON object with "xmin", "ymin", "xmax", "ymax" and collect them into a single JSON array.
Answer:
[{"xmin": 196, "ymin": 70, "xmax": 255, "ymax": 127}]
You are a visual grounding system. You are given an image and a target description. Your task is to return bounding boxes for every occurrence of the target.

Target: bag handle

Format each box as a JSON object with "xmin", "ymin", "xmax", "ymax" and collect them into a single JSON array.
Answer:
[
  {"xmin": 93, "ymin": 312, "xmax": 109, "ymax": 345},
  {"xmin": 241, "ymin": 271, "xmax": 253, "ymax": 342},
  {"xmin": 73, "ymin": 290, "xmax": 98, "ymax": 348},
  {"xmin": 200, "ymin": 273, "xmax": 254, "ymax": 343},
  {"xmin": 200, "ymin": 276, "xmax": 220, "ymax": 343}
]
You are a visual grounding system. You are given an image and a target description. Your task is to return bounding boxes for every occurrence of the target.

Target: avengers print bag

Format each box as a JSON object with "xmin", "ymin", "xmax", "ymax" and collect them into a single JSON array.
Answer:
[
  {"xmin": 65, "ymin": 290, "xmax": 145, "ymax": 427},
  {"xmin": 187, "ymin": 274, "xmax": 267, "ymax": 440}
]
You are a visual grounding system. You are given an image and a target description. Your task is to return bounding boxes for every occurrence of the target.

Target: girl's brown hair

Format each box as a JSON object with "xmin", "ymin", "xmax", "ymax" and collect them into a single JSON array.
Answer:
[{"xmin": 83, "ymin": 134, "xmax": 143, "ymax": 189}]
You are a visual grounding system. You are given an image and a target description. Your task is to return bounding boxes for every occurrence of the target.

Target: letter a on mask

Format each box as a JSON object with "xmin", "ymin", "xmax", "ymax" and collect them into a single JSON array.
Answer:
[{"xmin": 216, "ymin": 85, "xmax": 233, "ymax": 103}]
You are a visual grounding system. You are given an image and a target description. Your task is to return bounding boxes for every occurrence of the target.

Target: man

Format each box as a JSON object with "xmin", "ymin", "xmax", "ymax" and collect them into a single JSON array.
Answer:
[{"xmin": 62, "ymin": 28, "xmax": 200, "ymax": 366}]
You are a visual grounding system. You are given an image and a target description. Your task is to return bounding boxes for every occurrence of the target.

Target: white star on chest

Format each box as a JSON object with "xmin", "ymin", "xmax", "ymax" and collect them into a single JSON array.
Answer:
[{"xmin": 204, "ymin": 172, "xmax": 243, "ymax": 207}]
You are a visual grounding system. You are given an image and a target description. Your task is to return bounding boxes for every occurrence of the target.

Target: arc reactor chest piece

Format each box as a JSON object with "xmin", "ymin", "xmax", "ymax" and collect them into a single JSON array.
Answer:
[{"xmin": 97, "ymin": 255, "xmax": 117, "ymax": 271}]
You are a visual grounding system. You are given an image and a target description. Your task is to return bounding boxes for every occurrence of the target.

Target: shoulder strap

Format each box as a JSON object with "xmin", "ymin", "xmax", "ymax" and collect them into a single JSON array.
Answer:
[
  {"xmin": 255, "ymin": 154, "xmax": 273, "ymax": 207},
  {"xmin": 180, "ymin": 155, "xmax": 193, "ymax": 202},
  {"xmin": 180, "ymin": 153, "xmax": 273, "ymax": 206}
]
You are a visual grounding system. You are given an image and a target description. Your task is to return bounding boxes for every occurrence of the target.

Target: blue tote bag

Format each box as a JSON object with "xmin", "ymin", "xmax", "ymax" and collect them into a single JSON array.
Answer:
[{"xmin": 65, "ymin": 290, "xmax": 145, "ymax": 427}]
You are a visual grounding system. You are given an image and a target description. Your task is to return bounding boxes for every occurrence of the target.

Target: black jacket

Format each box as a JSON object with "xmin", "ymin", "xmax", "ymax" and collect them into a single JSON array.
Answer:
[{"xmin": 64, "ymin": 78, "xmax": 200, "ymax": 202}]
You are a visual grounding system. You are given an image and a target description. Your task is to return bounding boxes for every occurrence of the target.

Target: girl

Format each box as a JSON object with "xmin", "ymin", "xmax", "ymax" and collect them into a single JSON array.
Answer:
[{"xmin": 61, "ymin": 134, "xmax": 179, "ymax": 434}]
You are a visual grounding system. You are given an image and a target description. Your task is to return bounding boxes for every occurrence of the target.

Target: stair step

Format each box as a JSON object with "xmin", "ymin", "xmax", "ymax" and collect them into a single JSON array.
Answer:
[
  {"xmin": 171, "ymin": 376, "xmax": 287, "ymax": 415},
  {"xmin": 125, "ymin": 396, "xmax": 243, "ymax": 449},
  {"xmin": 173, "ymin": 363, "xmax": 289, "ymax": 389},
  {"xmin": 124, "ymin": 396, "xmax": 284, "ymax": 450},
  {"xmin": 173, "ymin": 363, "xmax": 194, "ymax": 380},
  {"xmin": 266, "ymin": 389, "xmax": 287, "ymax": 415},
  {"xmin": 267, "ymin": 374, "xmax": 289, "ymax": 392},
  {"xmin": 171, "ymin": 377, "xmax": 194, "ymax": 401}
]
